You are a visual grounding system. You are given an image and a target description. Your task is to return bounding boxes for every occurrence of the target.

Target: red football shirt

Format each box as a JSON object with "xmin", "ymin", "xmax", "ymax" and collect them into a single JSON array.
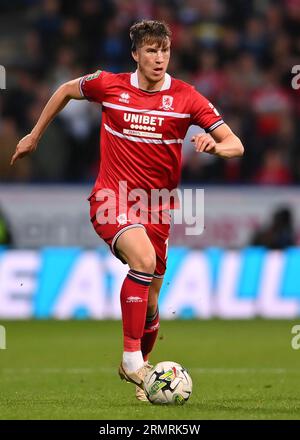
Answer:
[{"xmin": 80, "ymin": 70, "xmax": 224, "ymax": 209}]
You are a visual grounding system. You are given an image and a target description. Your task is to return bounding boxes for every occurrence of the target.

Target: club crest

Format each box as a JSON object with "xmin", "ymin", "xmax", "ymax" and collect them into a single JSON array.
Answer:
[{"xmin": 160, "ymin": 95, "xmax": 174, "ymax": 111}]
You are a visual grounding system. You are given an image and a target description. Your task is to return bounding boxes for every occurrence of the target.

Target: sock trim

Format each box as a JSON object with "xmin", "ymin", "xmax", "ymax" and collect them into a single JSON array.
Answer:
[
  {"xmin": 127, "ymin": 274, "xmax": 151, "ymax": 286},
  {"xmin": 127, "ymin": 270, "xmax": 153, "ymax": 286},
  {"xmin": 153, "ymin": 273, "xmax": 164, "ymax": 279},
  {"xmin": 130, "ymin": 269, "xmax": 154, "ymax": 277},
  {"xmin": 124, "ymin": 336, "xmax": 141, "ymax": 352}
]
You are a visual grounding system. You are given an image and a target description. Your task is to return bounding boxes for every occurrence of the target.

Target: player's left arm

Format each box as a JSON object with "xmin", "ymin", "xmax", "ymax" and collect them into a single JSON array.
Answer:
[{"xmin": 191, "ymin": 123, "xmax": 244, "ymax": 158}]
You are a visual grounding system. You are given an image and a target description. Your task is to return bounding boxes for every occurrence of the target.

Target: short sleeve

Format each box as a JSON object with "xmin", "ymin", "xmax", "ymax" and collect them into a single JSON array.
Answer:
[
  {"xmin": 190, "ymin": 87, "xmax": 224, "ymax": 132},
  {"xmin": 79, "ymin": 69, "xmax": 106, "ymax": 103}
]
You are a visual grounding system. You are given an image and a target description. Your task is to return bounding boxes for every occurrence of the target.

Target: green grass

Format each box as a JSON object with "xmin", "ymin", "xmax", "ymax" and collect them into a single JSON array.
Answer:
[{"xmin": 0, "ymin": 320, "xmax": 300, "ymax": 420}]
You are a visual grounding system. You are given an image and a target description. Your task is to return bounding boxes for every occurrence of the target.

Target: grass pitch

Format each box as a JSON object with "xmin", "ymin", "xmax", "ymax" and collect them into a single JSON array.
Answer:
[{"xmin": 0, "ymin": 319, "xmax": 300, "ymax": 420}]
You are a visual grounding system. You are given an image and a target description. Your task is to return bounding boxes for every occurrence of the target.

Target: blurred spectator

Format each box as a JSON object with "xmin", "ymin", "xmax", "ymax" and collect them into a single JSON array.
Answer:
[
  {"xmin": 250, "ymin": 206, "xmax": 296, "ymax": 249},
  {"xmin": 0, "ymin": 117, "xmax": 32, "ymax": 181},
  {"xmin": 27, "ymin": 99, "xmax": 69, "ymax": 182},
  {"xmin": 99, "ymin": 16, "xmax": 130, "ymax": 72},
  {"xmin": 251, "ymin": 68, "xmax": 292, "ymax": 138},
  {"xmin": 34, "ymin": 0, "xmax": 62, "ymax": 60},
  {"xmin": 241, "ymin": 15, "xmax": 267, "ymax": 62},
  {"xmin": 0, "ymin": 206, "xmax": 13, "ymax": 246},
  {"xmin": 193, "ymin": 49, "xmax": 226, "ymax": 101},
  {"xmin": 174, "ymin": 27, "xmax": 198, "ymax": 75},
  {"xmin": 253, "ymin": 148, "xmax": 293, "ymax": 185}
]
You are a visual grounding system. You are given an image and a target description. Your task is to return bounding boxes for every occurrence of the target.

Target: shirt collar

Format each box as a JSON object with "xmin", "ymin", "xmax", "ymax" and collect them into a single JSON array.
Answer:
[{"xmin": 130, "ymin": 70, "xmax": 171, "ymax": 91}]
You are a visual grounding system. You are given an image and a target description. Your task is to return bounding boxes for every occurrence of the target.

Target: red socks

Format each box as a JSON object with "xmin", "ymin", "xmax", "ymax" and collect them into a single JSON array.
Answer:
[
  {"xmin": 141, "ymin": 308, "xmax": 160, "ymax": 361},
  {"xmin": 121, "ymin": 269, "xmax": 153, "ymax": 352},
  {"xmin": 121, "ymin": 269, "xmax": 160, "ymax": 360}
]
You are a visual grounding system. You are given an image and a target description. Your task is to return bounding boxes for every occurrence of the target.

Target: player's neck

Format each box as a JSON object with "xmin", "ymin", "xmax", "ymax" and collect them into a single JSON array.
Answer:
[{"xmin": 136, "ymin": 70, "xmax": 165, "ymax": 92}]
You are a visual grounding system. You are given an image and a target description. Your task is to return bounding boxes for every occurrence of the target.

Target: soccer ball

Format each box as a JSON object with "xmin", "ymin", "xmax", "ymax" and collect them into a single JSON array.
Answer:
[{"xmin": 143, "ymin": 361, "xmax": 192, "ymax": 405}]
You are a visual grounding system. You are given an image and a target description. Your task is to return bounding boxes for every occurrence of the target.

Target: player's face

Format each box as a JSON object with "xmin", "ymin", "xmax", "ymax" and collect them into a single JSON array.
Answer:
[{"xmin": 133, "ymin": 39, "xmax": 171, "ymax": 88}]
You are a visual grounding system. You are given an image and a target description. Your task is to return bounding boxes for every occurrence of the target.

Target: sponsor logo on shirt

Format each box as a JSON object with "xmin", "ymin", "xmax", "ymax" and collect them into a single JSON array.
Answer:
[
  {"xmin": 123, "ymin": 129, "xmax": 162, "ymax": 138},
  {"xmin": 160, "ymin": 95, "xmax": 174, "ymax": 111},
  {"xmin": 86, "ymin": 70, "xmax": 102, "ymax": 81},
  {"xmin": 124, "ymin": 113, "xmax": 164, "ymax": 127},
  {"xmin": 123, "ymin": 113, "xmax": 164, "ymax": 138},
  {"xmin": 119, "ymin": 92, "xmax": 130, "ymax": 104}
]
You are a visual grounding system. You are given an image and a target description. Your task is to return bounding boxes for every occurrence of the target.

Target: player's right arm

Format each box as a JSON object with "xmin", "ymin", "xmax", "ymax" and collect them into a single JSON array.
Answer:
[{"xmin": 10, "ymin": 78, "xmax": 83, "ymax": 165}]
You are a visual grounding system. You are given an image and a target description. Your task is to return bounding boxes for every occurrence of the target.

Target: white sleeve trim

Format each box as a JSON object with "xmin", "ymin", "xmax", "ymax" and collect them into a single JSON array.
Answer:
[
  {"xmin": 79, "ymin": 77, "xmax": 85, "ymax": 97},
  {"xmin": 205, "ymin": 119, "xmax": 224, "ymax": 132}
]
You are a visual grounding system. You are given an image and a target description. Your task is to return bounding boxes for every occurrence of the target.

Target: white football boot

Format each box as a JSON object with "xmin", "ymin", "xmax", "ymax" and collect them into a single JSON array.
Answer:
[
  {"xmin": 118, "ymin": 361, "xmax": 149, "ymax": 389},
  {"xmin": 135, "ymin": 361, "xmax": 153, "ymax": 402}
]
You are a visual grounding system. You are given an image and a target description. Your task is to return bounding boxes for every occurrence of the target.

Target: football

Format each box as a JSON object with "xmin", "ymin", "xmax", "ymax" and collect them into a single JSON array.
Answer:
[{"xmin": 143, "ymin": 361, "xmax": 192, "ymax": 405}]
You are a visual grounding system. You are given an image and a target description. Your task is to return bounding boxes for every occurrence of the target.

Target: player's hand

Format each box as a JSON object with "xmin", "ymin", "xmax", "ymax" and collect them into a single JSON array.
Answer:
[
  {"xmin": 10, "ymin": 133, "xmax": 38, "ymax": 165},
  {"xmin": 191, "ymin": 133, "xmax": 216, "ymax": 153}
]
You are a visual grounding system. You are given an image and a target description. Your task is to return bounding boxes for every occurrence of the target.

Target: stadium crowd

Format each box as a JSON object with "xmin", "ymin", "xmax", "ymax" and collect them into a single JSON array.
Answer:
[{"xmin": 0, "ymin": 0, "xmax": 300, "ymax": 185}]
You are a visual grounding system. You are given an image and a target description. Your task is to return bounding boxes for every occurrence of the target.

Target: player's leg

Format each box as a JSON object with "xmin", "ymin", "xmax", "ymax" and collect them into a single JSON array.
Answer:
[
  {"xmin": 89, "ymin": 195, "xmax": 155, "ymax": 389},
  {"xmin": 141, "ymin": 276, "xmax": 163, "ymax": 362},
  {"xmin": 115, "ymin": 226, "xmax": 156, "ymax": 387},
  {"xmin": 140, "ymin": 214, "xmax": 170, "ymax": 363},
  {"xmin": 134, "ymin": 217, "xmax": 169, "ymax": 400},
  {"xmin": 134, "ymin": 276, "xmax": 163, "ymax": 401}
]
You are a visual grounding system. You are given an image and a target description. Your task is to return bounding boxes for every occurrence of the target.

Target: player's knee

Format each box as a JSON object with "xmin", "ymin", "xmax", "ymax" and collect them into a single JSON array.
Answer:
[{"xmin": 132, "ymin": 252, "xmax": 156, "ymax": 274}]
